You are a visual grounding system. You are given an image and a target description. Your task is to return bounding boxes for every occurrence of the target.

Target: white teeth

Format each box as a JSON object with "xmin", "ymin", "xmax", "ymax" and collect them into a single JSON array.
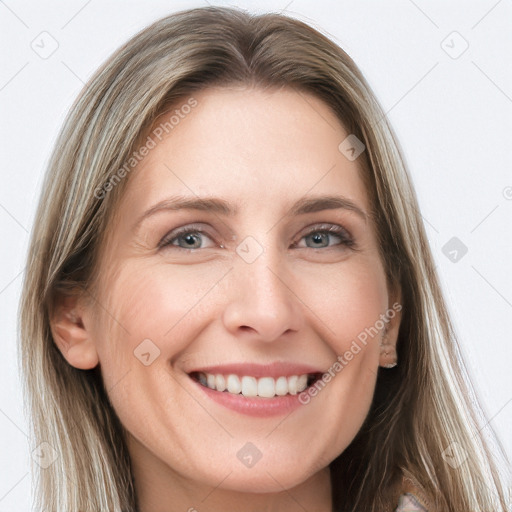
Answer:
[
  {"xmin": 258, "ymin": 377, "xmax": 275, "ymax": 398},
  {"xmin": 227, "ymin": 374, "xmax": 242, "ymax": 394},
  {"xmin": 297, "ymin": 374, "xmax": 308, "ymax": 392},
  {"xmin": 195, "ymin": 372, "xmax": 313, "ymax": 397},
  {"xmin": 207, "ymin": 373, "xmax": 216, "ymax": 390},
  {"xmin": 275, "ymin": 376, "xmax": 288, "ymax": 396},
  {"xmin": 215, "ymin": 374, "xmax": 226, "ymax": 392},
  {"xmin": 241, "ymin": 376, "xmax": 257, "ymax": 397},
  {"xmin": 288, "ymin": 375, "xmax": 298, "ymax": 395}
]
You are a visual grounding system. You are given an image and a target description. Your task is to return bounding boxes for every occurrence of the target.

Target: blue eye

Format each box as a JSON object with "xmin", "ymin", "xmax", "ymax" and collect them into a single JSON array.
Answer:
[
  {"xmin": 296, "ymin": 224, "xmax": 354, "ymax": 249},
  {"xmin": 159, "ymin": 227, "xmax": 214, "ymax": 250},
  {"xmin": 304, "ymin": 231, "xmax": 340, "ymax": 248},
  {"xmin": 159, "ymin": 223, "xmax": 354, "ymax": 251}
]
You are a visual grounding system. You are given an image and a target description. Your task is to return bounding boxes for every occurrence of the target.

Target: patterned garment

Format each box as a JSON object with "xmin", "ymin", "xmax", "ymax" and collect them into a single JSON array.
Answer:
[{"xmin": 395, "ymin": 492, "xmax": 428, "ymax": 511}]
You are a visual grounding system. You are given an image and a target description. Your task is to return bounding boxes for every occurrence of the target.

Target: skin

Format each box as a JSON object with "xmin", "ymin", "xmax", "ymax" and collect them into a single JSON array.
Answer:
[{"xmin": 52, "ymin": 86, "xmax": 401, "ymax": 512}]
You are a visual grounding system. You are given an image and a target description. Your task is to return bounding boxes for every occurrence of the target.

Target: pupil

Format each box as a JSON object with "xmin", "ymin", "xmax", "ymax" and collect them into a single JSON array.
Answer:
[
  {"xmin": 184, "ymin": 234, "xmax": 199, "ymax": 247},
  {"xmin": 310, "ymin": 233, "xmax": 327, "ymax": 247}
]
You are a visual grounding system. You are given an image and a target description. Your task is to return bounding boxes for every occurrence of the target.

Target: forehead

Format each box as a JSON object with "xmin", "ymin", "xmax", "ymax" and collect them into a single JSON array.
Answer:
[{"xmin": 116, "ymin": 86, "xmax": 370, "ymax": 224}]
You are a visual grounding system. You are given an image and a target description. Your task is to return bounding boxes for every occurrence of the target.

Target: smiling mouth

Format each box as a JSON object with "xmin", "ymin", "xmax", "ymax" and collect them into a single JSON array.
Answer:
[{"xmin": 189, "ymin": 371, "xmax": 323, "ymax": 398}]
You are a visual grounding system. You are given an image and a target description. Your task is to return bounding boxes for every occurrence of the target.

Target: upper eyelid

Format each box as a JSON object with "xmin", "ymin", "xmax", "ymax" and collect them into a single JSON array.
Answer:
[{"xmin": 300, "ymin": 222, "xmax": 351, "ymax": 236}]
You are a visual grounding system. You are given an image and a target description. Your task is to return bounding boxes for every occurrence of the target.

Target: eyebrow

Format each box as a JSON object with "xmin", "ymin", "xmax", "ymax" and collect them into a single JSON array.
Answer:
[
  {"xmin": 288, "ymin": 195, "xmax": 367, "ymax": 220},
  {"xmin": 134, "ymin": 194, "xmax": 368, "ymax": 229}
]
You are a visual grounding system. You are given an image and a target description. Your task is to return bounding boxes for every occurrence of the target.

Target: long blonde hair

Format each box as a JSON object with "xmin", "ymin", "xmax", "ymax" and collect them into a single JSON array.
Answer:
[{"xmin": 19, "ymin": 6, "xmax": 510, "ymax": 511}]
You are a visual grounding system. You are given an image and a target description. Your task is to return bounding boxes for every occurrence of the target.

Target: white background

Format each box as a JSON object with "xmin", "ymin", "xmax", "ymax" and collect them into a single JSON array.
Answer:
[{"xmin": 1, "ymin": 0, "xmax": 511, "ymax": 509}]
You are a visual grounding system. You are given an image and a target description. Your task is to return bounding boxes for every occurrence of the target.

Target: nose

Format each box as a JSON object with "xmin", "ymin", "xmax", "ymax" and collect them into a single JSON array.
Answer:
[{"xmin": 221, "ymin": 250, "xmax": 305, "ymax": 343}]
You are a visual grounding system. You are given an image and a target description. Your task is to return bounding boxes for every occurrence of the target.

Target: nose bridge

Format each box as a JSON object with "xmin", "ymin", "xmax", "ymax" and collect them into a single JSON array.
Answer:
[
  {"xmin": 243, "ymin": 251, "xmax": 286, "ymax": 305},
  {"xmin": 221, "ymin": 234, "xmax": 304, "ymax": 341}
]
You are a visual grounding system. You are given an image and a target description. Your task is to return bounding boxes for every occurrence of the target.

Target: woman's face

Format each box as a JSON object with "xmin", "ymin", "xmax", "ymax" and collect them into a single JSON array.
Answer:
[{"xmin": 78, "ymin": 87, "xmax": 400, "ymax": 495}]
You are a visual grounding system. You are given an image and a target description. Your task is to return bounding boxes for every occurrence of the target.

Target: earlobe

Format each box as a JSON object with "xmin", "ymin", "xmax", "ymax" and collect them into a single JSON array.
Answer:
[
  {"xmin": 379, "ymin": 295, "xmax": 402, "ymax": 369},
  {"xmin": 379, "ymin": 334, "xmax": 398, "ymax": 369},
  {"xmin": 50, "ymin": 295, "xmax": 99, "ymax": 370}
]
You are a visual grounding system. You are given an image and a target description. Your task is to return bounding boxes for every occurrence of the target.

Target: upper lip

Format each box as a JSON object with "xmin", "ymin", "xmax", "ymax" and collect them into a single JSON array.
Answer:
[{"xmin": 187, "ymin": 362, "xmax": 324, "ymax": 379}]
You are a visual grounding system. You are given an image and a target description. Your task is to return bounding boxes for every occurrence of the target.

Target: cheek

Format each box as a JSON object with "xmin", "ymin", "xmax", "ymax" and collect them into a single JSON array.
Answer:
[
  {"xmin": 90, "ymin": 260, "xmax": 228, "ymax": 383},
  {"xmin": 89, "ymin": 263, "xmax": 207, "ymax": 441},
  {"xmin": 298, "ymin": 257, "xmax": 389, "ymax": 352}
]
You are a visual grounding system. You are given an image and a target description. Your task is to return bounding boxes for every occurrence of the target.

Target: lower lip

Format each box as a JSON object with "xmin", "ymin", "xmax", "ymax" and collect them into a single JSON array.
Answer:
[{"xmin": 190, "ymin": 376, "xmax": 307, "ymax": 417}]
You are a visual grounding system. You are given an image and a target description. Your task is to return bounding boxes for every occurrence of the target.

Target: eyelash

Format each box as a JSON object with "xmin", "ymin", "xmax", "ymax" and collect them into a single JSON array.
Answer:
[{"xmin": 158, "ymin": 223, "xmax": 355, "ymax": 251}]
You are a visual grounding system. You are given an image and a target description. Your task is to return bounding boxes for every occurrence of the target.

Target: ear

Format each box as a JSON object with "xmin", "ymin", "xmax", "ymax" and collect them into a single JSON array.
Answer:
[
  {"xmin": 379, "ymin": 287, "xmax": 402, "ymax": 369},
  {"xmin": 50, "ymin": 293, "xmax": 99, "ymax": 370}
]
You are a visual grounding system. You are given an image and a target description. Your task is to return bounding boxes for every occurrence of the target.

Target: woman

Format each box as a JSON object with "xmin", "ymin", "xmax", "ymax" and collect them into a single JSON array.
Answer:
[{"xmin": 19, "ymin": 6, "xmax": 509, "ymax": 512}]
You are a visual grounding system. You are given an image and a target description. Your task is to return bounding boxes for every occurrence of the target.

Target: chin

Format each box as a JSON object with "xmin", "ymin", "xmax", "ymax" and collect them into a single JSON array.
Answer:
[{"xmin": 219, "ymin": 468, "xmax": 312, "ymax": 494}]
